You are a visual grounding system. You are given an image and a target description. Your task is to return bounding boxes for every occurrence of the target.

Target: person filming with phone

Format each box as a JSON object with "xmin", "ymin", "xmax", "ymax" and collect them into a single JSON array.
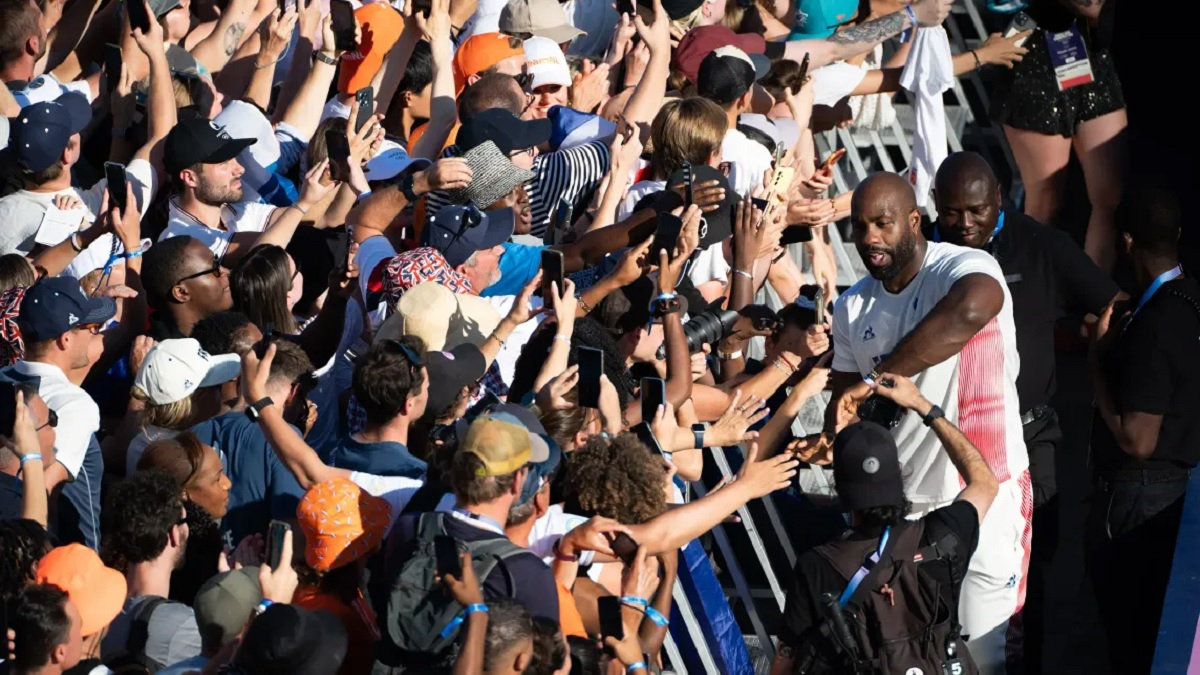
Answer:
[{"xmin": 774, "ymin": 373, "xmax": 998, "ymax": 675}]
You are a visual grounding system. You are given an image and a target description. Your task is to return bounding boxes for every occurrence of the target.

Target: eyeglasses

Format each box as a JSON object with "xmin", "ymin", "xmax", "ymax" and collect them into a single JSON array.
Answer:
[
  {"xmin": 508, "ymin": 147, "xmax": 535, "ymax": 160},
  {"xmin": 35, "ymin": 408, "xmax": 58, "ymax": 432},
  {"xmin": 176, "ymin": 513, "xmax": 190, "ymax": 527},
  {"xmin": 75, "ymin": 323, "xmax": 104, "ymax": 335},
  {"xmin": 174, "ymin": 254, "xmax": 224, "ymax": 286}
]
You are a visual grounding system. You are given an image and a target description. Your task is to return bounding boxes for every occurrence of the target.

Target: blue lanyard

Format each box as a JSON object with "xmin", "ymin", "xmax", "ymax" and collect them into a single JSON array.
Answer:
[
  {"xmin": 1133, "ymin": 265, "xmax": 1183, "ymax": 316},
  {"xmin": 451, "ymin": 507, "xmax": 505, "ymax": 535},
  {"xmin": 933, "ymin": 210, "xmax": 1005, "ymax": 247},
  {"xmin": 838, "ymin": 526, "xmax": 890, "ymax": 608}
]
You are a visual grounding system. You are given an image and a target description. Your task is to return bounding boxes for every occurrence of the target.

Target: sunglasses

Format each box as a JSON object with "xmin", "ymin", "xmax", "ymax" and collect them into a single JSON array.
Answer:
[
  {"xmin": 383, "ymin": 339, "xmax": 423, "ymax": 373},
  {"xmin": 515, "ymin": 72, "xmax": 532, "ymax": 89},
  {"xmin": 175, "ymin": 254, "xmax": 224, "ymax": 286},
  {"xmin": 35, "ymin": 408, "xmax": 57, "ymax": 432},
  {"xmin": 75, "ymin": 323, "xmax": 105, "ymax": 335}
]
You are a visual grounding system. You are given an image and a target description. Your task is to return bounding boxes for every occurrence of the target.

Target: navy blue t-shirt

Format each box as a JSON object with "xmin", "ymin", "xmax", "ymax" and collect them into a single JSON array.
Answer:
[
  {"xmin": 58, "ymin": 436, "xmax": 103, "ymax": 550},
  {"xmin": 329, "ymin": 436, "xmax": 426, "ymax": 479},
  {"xmin": 192, "ymin": 412, "xmax": 305, "ymax": 546},
  {"xmin": 0, "ymin": 471, "xmax": 23, "ymax": 520}
]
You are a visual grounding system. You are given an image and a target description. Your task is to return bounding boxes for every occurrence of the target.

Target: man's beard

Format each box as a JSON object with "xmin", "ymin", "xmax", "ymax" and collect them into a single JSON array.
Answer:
[
  {"xmin": 195, "ymin": 177, "xmax": 242, "ymax": 206},
  {"xmin": 863, "ymin": 231, "xmax": 918, "ymax": 281}
]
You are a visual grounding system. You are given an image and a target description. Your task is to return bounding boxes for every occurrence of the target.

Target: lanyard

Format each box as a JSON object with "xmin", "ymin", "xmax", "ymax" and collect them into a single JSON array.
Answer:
[
  {"xmin": 449, "ymin": 507, "xmax": 505, "ymax": 535},
  {"xmin": 933, "ymin": 210, "xmax": 1005, "ymax": 248},
  {"xmin": 1133, "ymin": 265, "xmax": 1183, "ymax": 316},
  {"xmin": 838, "ymin": 526, "xmax": 890, "ymax": 608}
]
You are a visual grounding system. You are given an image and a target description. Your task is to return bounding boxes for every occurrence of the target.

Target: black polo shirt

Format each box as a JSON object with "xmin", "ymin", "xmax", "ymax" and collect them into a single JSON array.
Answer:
[
  {"xmin": 982, "ymin": 211, "xmax": 1118, "ymax": 410},
  {"xmin": 1091, "ymin": 277, "xmax": 1200, "ymax": 471}
]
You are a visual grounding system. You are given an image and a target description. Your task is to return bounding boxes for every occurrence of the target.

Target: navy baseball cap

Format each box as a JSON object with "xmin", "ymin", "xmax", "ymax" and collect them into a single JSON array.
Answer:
[
  {"xmin": 18, "ymin": 277, "xmax": 116, "ymax": 343},
  {"xmin": 832, "ymin": 422, "xmax": 906, "ymax": 512},
  {"xmin": 423, "ymin": 205, "xmax": 515, "ymax": 268},
  {"xmin": 10, "ymin": 93, "xmax": 92, "ymax": 172},
  {"xmin": 457, "ymin": 108, "xmax": 552, "ymax": 155}
]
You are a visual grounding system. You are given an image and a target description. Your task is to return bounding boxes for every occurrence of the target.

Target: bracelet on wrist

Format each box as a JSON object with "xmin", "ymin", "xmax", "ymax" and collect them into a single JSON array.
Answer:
[
  {"xmin": 626, "ymin": 661, "xmax": 648, "ymax": 673},
  {"xmin": 124, "ymin": 247, "xmax": 145, "ymax": 260},
  {"xmin": 314, "ymin": 51, "xmax": 338, "ymax": 66},
  {"xmin": 777, "ymin": 353, "xmax": 799, "ymax": 372},
  {"xmin": 553, "ymin": 333, "xmax": 571, "ymax": 346},
  {"xmin": 464, "ymin": 603, "xmax": 488, "ymax": 616},
  {"xmin": 254, "ymin": 599, "xmax": 274, "ymax": 615},
  {"xmin": 717, "ymin": 348, "xmax": 743, "ymax": 360},
  {"xmin": 19, "ymin": 453, "xmax": 42, "ymax": 465},
  {"xmin": 553, "ymin": 539, "xmax": 579, "ymax": 562},
  {"xmin": 620, "ymin": 596, "xmax": 670, "ymax": 626},
  {"xmin": 732, "ymin": 268, "xmax": 753, "ymax": 280}
]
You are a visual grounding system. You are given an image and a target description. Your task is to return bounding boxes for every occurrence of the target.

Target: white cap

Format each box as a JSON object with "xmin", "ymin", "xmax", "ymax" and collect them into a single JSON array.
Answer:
[
  {"xmin": 133, "ymin": 338, "xmax": 242, "ymax": 405},
  {"xmin": 524, "ymin": 37, "xmax": 572, "ymax": 91},
  {"xmin": 364, "ymin": 140, "xmax": 432, "ymax": 182}
]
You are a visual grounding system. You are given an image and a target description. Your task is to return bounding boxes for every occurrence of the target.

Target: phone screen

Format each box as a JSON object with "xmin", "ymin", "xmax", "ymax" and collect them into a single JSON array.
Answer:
[
  {"xmin": 597, "ymin": 596, "xmax": 624, "ymax": 641},
  {"xmin": 330, "ymin": 0, "xmax": 357, "ymax": 52},
  {"xmin": 652, "ymin": 213, "xmax": 684, "ymax": 262},
  {"xmin": 577, "ymin": 347, "xmax": 603, "ymax": 409},
  {"xmin": 640, "ymin": 377, "xmax": 665, "ymax": 424},
  {"xmin": 610, "ymin": 532, "xmax": 639, "ymax": 566},
  {"xmin": 814, "ymin": 288, "xmax": 826, "ymax": 325},
  {"xmin": 750, "ymin": 197, "xmax": 769, "ymax": 213},
  {"xmin": 553, "ymin": 198, "xmax": 571, "ymax": 234},
  {"xmin": 266, "ymin": 520, "xmax": 290, "ymax": 570},
  {"xmin": 633, "ymin": 422, "xmax": 664, "ymax": 457},
  {"xmin": 126, "ymin": 0, "xmax": 152, "ymax": 33},
  {"xmin": 354, "ymin": 87, "xmax": 374, "ymax": 134},
  {"xmin": 104, "ymin": 162, "xmax": 128, "ymax": 212},
  {"xmin": 434, "ymin": 535, "xmax": 462, "ymax": 578},
  {"xmin": 325, "ymin": 128, "xmax": 351, "ymax": 182},
  {"xmin": 541, "ymin": 249, "xmax": 564, "ymax": 301},
  {"xmin": 104, "ymin": 44, "xmax": 122, "ymax": 96}
]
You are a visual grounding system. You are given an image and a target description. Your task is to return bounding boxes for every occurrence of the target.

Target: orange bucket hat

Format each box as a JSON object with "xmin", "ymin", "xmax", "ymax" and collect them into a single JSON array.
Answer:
[
  {"xmin": 452, "ymin": 33, "xmax": 525, "ymax": 95},
  {"xmin": 35, "ymin": 544, "xmax": 128, "ymax": 637},
  {"xmin": 297, "ymin": 478, "xmax": 392, "ymax": 572}
]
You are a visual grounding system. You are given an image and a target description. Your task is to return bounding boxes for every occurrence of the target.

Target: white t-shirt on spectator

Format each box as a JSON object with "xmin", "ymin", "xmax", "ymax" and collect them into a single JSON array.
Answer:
[
  {"xmin": 12, "ymin": 361, "xmax": 99, "ymax": 479},
  {"xmin": 350, "ymin": 471, "xmax": 423, "ymax": 531},
  {"xmin": 721, "ymin": 128, "xmax": 774, "ymax": 198},
  {"xmin": 831, "ymin": 242, "xmax": 1027, "ymax": 503},
  {"xmin": 617, "ymin": 179, "xmax": 666, "ymax": 221},
  {"xmin": 485, "ymin": 294, "xmax": 545, "ymax": 385},
  {"xmin": 0, "ymin": 159, "xmax": 157, "ymax": 255},
  {"xmin": 160, "ymin": 199, "xmax": 278, "ymax": 257}
]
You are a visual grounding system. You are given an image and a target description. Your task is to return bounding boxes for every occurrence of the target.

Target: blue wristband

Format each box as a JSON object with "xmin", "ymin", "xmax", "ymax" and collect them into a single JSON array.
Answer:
[
  {"xmin": 440, "ymin": 603, "xmax": 488, "ymax": 638},
  {"xmin": 356, "ymin": 189, "xmax": 373, "ymax": 202},
  {"xmin": 19, "ymin": 453, "xmax": 42, "ymax": 465},
  {"xmin": 255, "ymin": 599, "xmax": 274, "ymax": 615},
  {"xmin": 124, "ymin": 248, "xmax": 145, "ymax": 260},
  {"xmin": 626, "ymin": 662, "xmax": 648, "ymax": 673},
  {"xmin": 619, "ymin": 596, "xmax": 669, "ymax": 626},
  {"xmin": 465, "ymin": 603, "xmax": 488, "ymax": 616},
  {"xmin": 901, "ymin": 4, "xmax": 918, "ymax": 42}
]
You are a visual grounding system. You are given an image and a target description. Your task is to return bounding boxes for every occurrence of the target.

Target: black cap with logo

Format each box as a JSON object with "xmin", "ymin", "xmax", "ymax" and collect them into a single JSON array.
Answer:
[
  {"xmin": 164, "ymin": 118, "xmax": 256, "ymax": 175},
  {"xmin": 833, "ymin": 422, "xmax": 907, "ymax": 512}
]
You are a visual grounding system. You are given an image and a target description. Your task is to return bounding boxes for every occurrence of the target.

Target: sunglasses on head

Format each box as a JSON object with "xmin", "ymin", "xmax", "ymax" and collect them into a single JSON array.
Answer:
[
  {"xmin": 175, "ymin": 254, "xmax": 224, "ymax": 286},
  {"xmin": 384, "ymin": 339, "xmax": 423, "ymax": 372}
]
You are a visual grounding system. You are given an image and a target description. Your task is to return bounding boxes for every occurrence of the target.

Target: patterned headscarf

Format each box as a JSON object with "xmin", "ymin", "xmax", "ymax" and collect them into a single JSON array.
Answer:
[
  {"xmin": 0, "ymin": 287, "xmax": 29, "ymax": 366},
  {"xmin": 382, "ymin": 247, "xmax": 473, "ymax": 311},
  {"xmin": 297, "ymin": 479, "xmax": 392, "ymax": 572}
]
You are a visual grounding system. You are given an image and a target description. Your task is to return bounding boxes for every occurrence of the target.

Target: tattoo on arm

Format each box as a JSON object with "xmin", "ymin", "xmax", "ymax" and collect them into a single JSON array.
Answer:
[
  {"xmin": 223, "ymin": 23, "xmax": 247, "ymax": 57},
  {"xmin": 828, "ymin": 10, "xmax": 907, "ymax": 45}
]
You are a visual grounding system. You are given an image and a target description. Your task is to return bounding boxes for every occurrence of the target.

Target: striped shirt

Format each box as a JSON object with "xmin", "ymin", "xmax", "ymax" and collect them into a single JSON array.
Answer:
[{"xmin": 425, "ymin": 141, "xmax": 610, "ymax": 240}]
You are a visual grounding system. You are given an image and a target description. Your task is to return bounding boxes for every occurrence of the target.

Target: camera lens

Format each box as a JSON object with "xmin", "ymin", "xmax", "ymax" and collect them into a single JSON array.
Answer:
[{"xmin": 655, "ymin": 309, "xmax": 739, "ymax": 359}]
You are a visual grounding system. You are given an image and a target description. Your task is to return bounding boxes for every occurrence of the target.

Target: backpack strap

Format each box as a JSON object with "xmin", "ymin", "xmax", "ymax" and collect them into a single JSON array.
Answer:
[
  {"xmin": 468, "ymin": 537, "xmax": 530, "ymax": 599},
  {"xmin": 415, "ymin": 511, "xmax": 448, "ymax": 543},
  {"xmin": 836, "ymin": 522, "xmax": 911, "ymax": 612},
  {"xmin": 127, "ymin": 596, "xmax": 170, "ymax": 660}
]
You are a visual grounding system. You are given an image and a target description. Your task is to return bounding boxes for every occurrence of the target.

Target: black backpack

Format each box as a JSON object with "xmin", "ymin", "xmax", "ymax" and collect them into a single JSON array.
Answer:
[
  {"xmin": 104, "ymin": 596, "xmax": 174, "ymax": 674},
  {"xmin": 804, "ymin": 520, "xmax": 979, "ymax": 675},
  {"xmin": 377, "ymin": 513, "xmax": 529, "ymax": 663}
]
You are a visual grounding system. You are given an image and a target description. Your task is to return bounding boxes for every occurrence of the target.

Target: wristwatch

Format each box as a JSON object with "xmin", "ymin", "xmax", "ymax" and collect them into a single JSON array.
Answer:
[
  {"xmin": 921, "ymin": 404, "xmax": 945, "ymax": 427},
  {"xmin": 399, "ymin": 172, "xmax": 420, "ymax": 202},
  {"xmin": 692, "ymin": 423, "xmax": 707, "ymax": 450},
  {"xmin": 245, "ymin": 397, "xmax": 274, "ymax": 422},
  {"xmin": 313, "ymin": 51, "xmax": 338, "ymax": 66}
]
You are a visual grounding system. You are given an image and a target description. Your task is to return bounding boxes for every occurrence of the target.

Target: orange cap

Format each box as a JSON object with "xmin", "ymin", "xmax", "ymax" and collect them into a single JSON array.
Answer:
[
  {"xmin": 298, "ymin": 479, "xmax": 392, "ymax": 572},
  {"xmin": 35, "ymin": 544, "xmax": 128, "ymax": 637},
  {"xmin": 338, "ymin": 3, "xmax": 405, "ymax": 96},
  {"xmin": 452, "ymin": 33, "xmax": 525, "ymax": 94}
]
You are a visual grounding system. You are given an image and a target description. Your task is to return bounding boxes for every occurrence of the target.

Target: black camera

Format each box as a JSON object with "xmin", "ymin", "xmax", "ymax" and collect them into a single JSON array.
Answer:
[
  {"xmin": 656, "ymin": 308, "xmax": 739, "ymax": 360},
  {"xmin": 857, "ymin": 394, "xmax": 905, "ymax": 429}
]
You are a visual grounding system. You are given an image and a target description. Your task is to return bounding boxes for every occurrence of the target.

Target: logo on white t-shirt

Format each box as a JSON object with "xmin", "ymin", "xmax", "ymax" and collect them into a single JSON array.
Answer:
[{"xmin": 863, "ymin": 325, "xmax": 875, "ymax": 341}]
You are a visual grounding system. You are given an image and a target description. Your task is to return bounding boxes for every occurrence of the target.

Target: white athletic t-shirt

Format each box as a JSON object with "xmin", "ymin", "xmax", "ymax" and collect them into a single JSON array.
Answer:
[{"xmin": 832, "ymin": 242, "xmax": 1027, "ymax": 503}]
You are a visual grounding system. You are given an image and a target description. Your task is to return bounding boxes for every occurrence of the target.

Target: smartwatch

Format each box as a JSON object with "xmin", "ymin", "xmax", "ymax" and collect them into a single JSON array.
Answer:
[
  {"xmin": 399, "ymin": 172, "xmax": 420, "ymax": 202},
  {"xmin": 692, "ymin": 423, "xmax": 707, "ymax": 450},
  {"xmin": 921, "ymin": 404, "xmax": 945, "ymax": 427},
  {"xmin": 245, "ymin": 397, "xmax": 274, "ymax": 422}
]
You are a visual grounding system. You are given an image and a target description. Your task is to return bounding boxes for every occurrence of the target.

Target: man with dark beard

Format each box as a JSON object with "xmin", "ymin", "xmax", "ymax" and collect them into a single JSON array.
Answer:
[
  {"xmin": 159, "ymin": 118, "xmax": 338, "ymax": 265},
  {"xmin": 815, "ymin": 172, "xmax": 1031, "ymax": 674}
]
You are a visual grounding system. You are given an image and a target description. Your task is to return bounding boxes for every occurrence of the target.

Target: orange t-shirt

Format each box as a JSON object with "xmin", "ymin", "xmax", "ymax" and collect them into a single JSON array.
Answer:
[
  {"xmin": 557, "ymin": 581, "xmax": 587, "ymax": 638},
  {"xmin": 293, "ymin": 585, "xmax": 380, "ymax": 675}
]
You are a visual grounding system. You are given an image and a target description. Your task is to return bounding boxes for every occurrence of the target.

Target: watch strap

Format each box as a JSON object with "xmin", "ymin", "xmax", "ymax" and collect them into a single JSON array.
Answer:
[
  {"xmin": 922, "ymin": 404, "xmax": 945, "ymax": 427},
  {"xmin": 399, "ymin": 172, "xmax": 419, "ymax": 201},
  {"xmin": 692, "ymin": 423, "xmax": 706, "ymax": 450},
  {"xmin": 245, "ymin": 397, "xmax": 274, "ymax": 421}
]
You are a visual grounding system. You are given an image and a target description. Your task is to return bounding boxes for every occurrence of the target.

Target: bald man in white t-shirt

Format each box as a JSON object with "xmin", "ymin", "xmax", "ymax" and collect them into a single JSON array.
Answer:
[{"xmin": 818, "ymin": 172, "xmax": 1031, "ymax": 674}]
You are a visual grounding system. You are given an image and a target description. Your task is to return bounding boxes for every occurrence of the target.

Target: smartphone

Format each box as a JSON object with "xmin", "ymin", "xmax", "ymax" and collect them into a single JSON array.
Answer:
[
  {"xmin": 104, "ymin": 162, "xmax": 128, "ymax": 213},
  {"xmin": 330, "ymin": 0, "xmax": 358, "ymax": 52},
  {"xmin": 769, "ymin": 165, "xmax": 794, "ymax": 202},
  {"xmin": 344, "ymin": 224, "xmax": 355, "ymax": 268},
  {"xmin": 814, "ymin": 288, "xmax": 826, "ymax": 325},
  {"xmin": 104, "ymin": 44, "xmax": 122, "ymax": 96},
  {"xmin": 682, "ymin": 161, "xmax": 693, "ymax": 208},
  {"xmin": 610, "ymin": 532, "xmax": 639, "ymax": 566},
  {"xmin": 126, "ymin": 0, "xmax": 152, "ymax": 33},
  {"xmin": 354, "ymin": 87, "xmax": 374, "ymax": 134},
  {"xmin": 552, "ymin": 197, "xmax": 571, "ymax": 235},
  {"xmin": 633, "ymin": 421, "xmax": 664, "ymax": 457},
  {"xmin": 751, "ymin": 196, "xmax": 769, "ymax": 214},
  {"xmin": 266, "ymin": 520, "xmax": 290, "ymax": 570},
  {"xmin": 651, "ymin": 212, "xmax": 684, "ymax": 261},
  {"xmin": 640, "ymin": 376, "xmax": 665, "ymax": 424},
  {"xmin": 1004, "ymin": 11, "xmax": 1036, "ymax": 47},
  {"xmin": 597, "ymin": 595, "xmax": 625, "ymax": 641},
  {"xmin": 820, "ymin": 148, "xmax": 847, "ymax": 172},
  {"xmin": 577, "ymin": 347, "xmax": 603, "ymax": 409},
  {"xmin": 797, "ymin": 52, "xmax": 811, "ymax": 85},
  {"xmin": 780, "ymin": 225, "xmax": 814, "ymax": 245},
  {"xmin": 434, "ymin": 535, "xmax": 462, "ymax": 578},
  {"xmin": 253, "ymin": 326, "xmax": 276, "ymax": 360},
  {"xmin": 410, "ymin": 0, "xmax": 433, "ymax": 16},
  {"xmin": 541, "ymin": 248, "xmax": 564, "ymax": 301},
  {"xmin": 325, "ymin": 128, "xmax": 351, "ymax": 182}
]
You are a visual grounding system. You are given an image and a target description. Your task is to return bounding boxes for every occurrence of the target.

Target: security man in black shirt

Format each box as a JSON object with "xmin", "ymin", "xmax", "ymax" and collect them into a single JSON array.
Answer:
[
  {"xmin": 932, "ymin": 152, "xmax": 1122, "ymax": 672},
  {"xmin": 1086, "ymin": 184, "xmax": 1200, "ymax": 673}
]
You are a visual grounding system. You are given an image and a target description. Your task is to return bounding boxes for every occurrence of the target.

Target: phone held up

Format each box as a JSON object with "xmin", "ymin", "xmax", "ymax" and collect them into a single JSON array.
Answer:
[
  {"xmin": 266, "ymin": 520, "xmax": 290, "ymax": 570},
  {"xmin": 577, "ymin": 347, "xmax": 604, "ymax": 409}
]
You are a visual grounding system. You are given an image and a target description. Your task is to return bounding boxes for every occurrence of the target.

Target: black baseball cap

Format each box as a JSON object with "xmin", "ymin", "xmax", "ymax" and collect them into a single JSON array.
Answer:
[
  {"xmin": 10, "ymin": 93, "xmax": 92, "ymax": 172},
  {"xmin": 832, "ymin": 422, "xmax": 906, "ymax": 512},
  {"xmin": 457, "ymin": 108, "xmax": 552, "ymax": 155},
  {"xmin": 425, "ymin": 343, "xmax": 487, "ymax": 417},
  {"xmin": 232, "ymin": 604, "xmax": 347, "ymax": 675},
  {"xmin": 639, "ymin": 0, "xmax": 704, "ymax": 20},
  {"xmin": 18, "ymin": 277, "xmax": 116, "ymax": 343},
  {"xmin": 163, "ymin": 118, "xmax": 256, "ymax": 175},
  {"xmin": 697, "ymin": 46, "xmax": 770, "ymax": 106},
  {"xmin": 423, "ymin": 205, "xmax": 515, "ymax": 268}
]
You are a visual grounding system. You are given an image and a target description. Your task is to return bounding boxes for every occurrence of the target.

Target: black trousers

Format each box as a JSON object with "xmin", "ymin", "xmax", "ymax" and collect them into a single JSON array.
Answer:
[
  {"xmin": 1021, "ymin": 411, "xmax": 1062, "ymax": 675},
  {"xmin": 1086, "ymin": 472, "xmax": 1189, "ymax": 674}
]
